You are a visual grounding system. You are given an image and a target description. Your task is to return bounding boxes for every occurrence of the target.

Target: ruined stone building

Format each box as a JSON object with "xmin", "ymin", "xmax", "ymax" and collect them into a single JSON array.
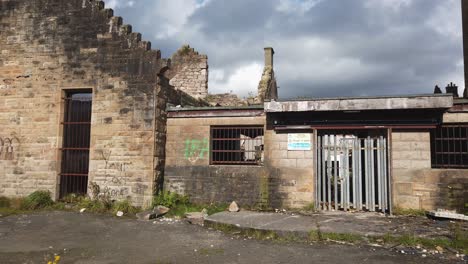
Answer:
[
  {"xmin": 1, "ymin": 0, "xmax": 467, "ymax": 213},
  {"xmin": 0, "ymin": 0, "xmax": 208, "ymax": 207}
]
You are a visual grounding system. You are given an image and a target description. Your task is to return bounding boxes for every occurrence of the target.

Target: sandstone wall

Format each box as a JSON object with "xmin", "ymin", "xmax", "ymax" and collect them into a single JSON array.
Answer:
[
  {"xmin": 0, "ymin": 0, "xmax": 201, "ymax": 207},
  {"xmin": 164, "ymin": 116, "xmax": 267, "ymax": 207},
  {"xmin": 391, "ymin": 131, "xmax": 467, "ymax": 212},
  {"xmin": 165, "ymin": 115, "xmax": 314, "ymax": 209},
  {"xmin": 167, "ymin": 45, "xmax": 208, "ymax": 99},
  {"xmin": 263, "ymin": 130, "xmax": 314, "ymax": 208}
]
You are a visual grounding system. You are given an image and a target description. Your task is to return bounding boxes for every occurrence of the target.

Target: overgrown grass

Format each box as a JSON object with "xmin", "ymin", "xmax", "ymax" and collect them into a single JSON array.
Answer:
[
  {"xmin": 21, "ymin": 190, "xmax": 54, "ymax": 210},
  {"xmin": 152, "ymin": 191, "xmax": 226, "ymax": 218},
  {"xmin": 153, "ymin": 191, "xmax": 190, "ymax": 208},
  {"xmin": 393, "ymin": 207, "xmax": 427, "ymax": 216},
  {"xmin": 302, "ymin": 203, "xmax": 316, "ymax": 212},
  {"xmin": 0, "ymin": 192, "xmax": 142, "ymax": 218},
  {"xmin": 308, "ymin": 230, "xmax": 362, "ymax": 243},
  {"xmin": 374, "ymin": 230, "xmax": 468, "ymax": 254},
  {"xmin": 112, "ymin": 200, "xmax": 140, "ymax": 215},
  {"xmin": 209, "ymin": 221, "xmax": 468, "ymax": 254},
  {"xmin": 1, "ymin": 191, "xmax": 224, "ymax": 219},
  {"xmin": 76, "ymin": 197, "xmax": 112, "ymax": 214},
  {"xmin": 0, "ymin": 191, "xmax": 55, "ymax": 217}
]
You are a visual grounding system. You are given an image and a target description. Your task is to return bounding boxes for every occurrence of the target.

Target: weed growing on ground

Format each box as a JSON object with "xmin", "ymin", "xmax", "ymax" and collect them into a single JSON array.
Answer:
[
  {"xmin": 77, "ymin": 197, "xmax": 112, "ymax": 213},
  {"xmin": 210, "ymin": 221, "xmax": 467, "ymax": 255},
  {"xmin": 0, "ymin": 196, "xmax": 11, "ymax": 208},
  {"xmin": 61, "ymin": 193, "xmax": 84, "ymax": 204},
  {"xmin": 302, "ymin": 203, "xmax": 316, "ymax": 212},
  {"xmin": 112, "ymin": 199, "xmax": 140, "ymax": 215},
  {"xmin": 153, "ymin": 191, "xmax": 226, "ymax": 217},
  {"xmin": 450, "ymin": 223, "xmax": 468, "ymax": 254},
  {"xmin": 375, "ymin": 227, "xmax": 468, "ymax": 254},
  {"xmin": 153, "ymin": 191, "xmax": 190, "ymax": 208},
  {"xmin": 393, "ymin": 207, "xmax": 426, "ymax": 216},
  {"xmin": 21, "ymin": 190, "xmax": 54, "ymax": 210}
]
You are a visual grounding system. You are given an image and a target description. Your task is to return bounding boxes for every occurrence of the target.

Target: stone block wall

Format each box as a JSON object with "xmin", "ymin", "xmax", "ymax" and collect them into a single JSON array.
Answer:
[
  {"xmin": 263, "ymin": 130, "xmax": 314, "ymax": 208},
  {"xmin": 443, "ymin": 112, "xmax": 468, "ymax": 123},
  {"xmin": 165, "ymin": 115, "xmax": 314, "ymax": 209},
  {"xmin": 167, "ymin": 45, "xmax": 208, "ymax": 99},
  {"xmin": 0, "ymin": 0, "xmax": 203, "ymax": 207},
  {"xmin": 164, "ymin": 116, "xmax": 268, "ymax": 207},
  {"xmin": 391, "ymin": 131, "xmax": 468, "ymax": 212}
]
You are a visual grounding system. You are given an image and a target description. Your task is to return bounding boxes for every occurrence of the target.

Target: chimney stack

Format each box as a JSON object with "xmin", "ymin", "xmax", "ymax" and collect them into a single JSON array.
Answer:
[
  {"xmin": 462, "ymin": 0, "xmax": 468, "ymax": 97},
  {"xmin": 264, "ymin": 47, "xmax": 274, "ymax": 68},
  {"xmin": 446, "ymin": 82, "xmax": 459, "ymax": 97},
  {"xmin": 257, "ymin": 47, "xmax": 278, "ymax": 103}
]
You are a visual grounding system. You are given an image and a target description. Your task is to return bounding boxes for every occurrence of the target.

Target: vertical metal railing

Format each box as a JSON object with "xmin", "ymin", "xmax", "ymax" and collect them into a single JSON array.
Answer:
[
  {"xmin": 59, "ymin": 92, "xmax": 92, "ymax": 198},
  {"xmin": 317, "ymin": 133, "xmax": 390, "ymax": 213}
]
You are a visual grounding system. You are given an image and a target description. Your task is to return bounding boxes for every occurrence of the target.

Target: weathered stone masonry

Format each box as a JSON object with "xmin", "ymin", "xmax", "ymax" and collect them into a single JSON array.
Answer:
[
  {"xmin": 164, "ymin": 108, "xmax": 314, "ymax": 209},
  {"xmin": 0, "ymin": 0, "xmax": 204, "ymax": 207}
]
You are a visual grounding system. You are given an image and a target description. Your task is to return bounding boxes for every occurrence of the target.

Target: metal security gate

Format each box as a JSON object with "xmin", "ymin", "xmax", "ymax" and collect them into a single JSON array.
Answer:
[
  {"xmin": 316, "ymin": 133, "xmax": 390, "ymax": 213},
  {"xmin": 59, "ymin": 91, "xmax": 92, "ymax": 198}
]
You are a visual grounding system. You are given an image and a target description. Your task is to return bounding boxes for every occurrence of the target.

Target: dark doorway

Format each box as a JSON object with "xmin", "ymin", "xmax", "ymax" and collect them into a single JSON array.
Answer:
[{"xmin": 59, "ymin": 90, "xmax": 92, "ymax": 198}]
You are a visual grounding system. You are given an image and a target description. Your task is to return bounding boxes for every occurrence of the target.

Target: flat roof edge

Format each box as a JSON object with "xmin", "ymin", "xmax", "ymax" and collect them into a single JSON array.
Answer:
[
  {"xmin": 265, "ymin": 94, "xmax": 453, "ymax": 112},
  {"xmin": 167, "ymin": 105, "xmax": 264, "ymax": 112}
]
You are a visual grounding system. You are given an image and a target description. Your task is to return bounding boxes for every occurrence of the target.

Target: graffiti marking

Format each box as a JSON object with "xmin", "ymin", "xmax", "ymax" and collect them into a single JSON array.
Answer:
[{"xmin": 184, "ymin": 138, "xmax": 209, "ymax": 163}]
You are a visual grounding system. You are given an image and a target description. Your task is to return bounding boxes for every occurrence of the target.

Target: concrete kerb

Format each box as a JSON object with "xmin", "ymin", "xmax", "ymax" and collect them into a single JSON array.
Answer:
[
  {"xmin": 203, "ymin": 211, "xmax": 468, "ymax": 248},
  {"xmin": 204, "ymin": 211, "xmax": 372, "ymax": 243},
  {"xmin": 204, "ymin": 218, "xmax": 312, "ymax": 242}
]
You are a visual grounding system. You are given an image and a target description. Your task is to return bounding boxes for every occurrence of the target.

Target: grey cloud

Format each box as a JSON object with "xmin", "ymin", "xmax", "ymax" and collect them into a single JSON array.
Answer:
[{"xmin": 107, "ymin": 0, "xmax": 464, "ymax": 99}]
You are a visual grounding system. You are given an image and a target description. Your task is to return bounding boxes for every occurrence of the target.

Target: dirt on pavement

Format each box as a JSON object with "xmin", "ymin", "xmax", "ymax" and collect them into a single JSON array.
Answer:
[{"xmin": 0, "ymin": 211, "xmax": 464, "ymax": 264}]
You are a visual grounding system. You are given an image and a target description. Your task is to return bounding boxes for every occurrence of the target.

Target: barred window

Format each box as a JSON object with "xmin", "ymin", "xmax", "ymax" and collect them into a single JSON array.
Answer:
[
  {"xmin": 210, "ymin": 126, "xmax": 264, "ymax": 165},
  {"xmin": 430, "ymin": 124, "xmax": 468, "ymax": 169}
]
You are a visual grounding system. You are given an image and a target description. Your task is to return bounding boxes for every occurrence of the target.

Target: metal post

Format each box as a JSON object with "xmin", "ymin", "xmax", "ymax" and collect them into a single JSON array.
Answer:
[
  {"xmin": 343, "ymin": 139, "xmax": 349, "ymax": 211},
  {"xmin": 318, "ymin": 136, "xmax": 322, "ymax": 210},
  {"xmin": 364, "ymin": 138, "xmax": 369, "ymax": 210},
  {"xmin": 383, "ymin": 137, "xmax": 389, "ymax": 212},
  {"xmin": 322, "ymin": 135, "xmax": 327, "ymax": 210},
  {"xmin": 388, "ymin": 129, "xmax": 394, "ymax": 215},
  {"xmin": 326, "ymin": 135, "xmax": 332, "ymax": 210},
  {"xmin": 352, "ymin": 138, "xmax": 357, "ymax": 209},
  {"xmin": 358, "ymin": 139, "xmax": 363, "ymax": 210},
  {"xmin": 334, "ymin": 135, "xmax": 338, "ymax": 211},
  {"xmin": 377, "ymin": 137, "xmax": 382, "ymax": 211},
  {"xmin": 315, "ymin": 130, "xmax": 320, "ymax": 210},
  {"xmin": 370, "ymin": 137, "xmax": 375, "ymax": 212}
]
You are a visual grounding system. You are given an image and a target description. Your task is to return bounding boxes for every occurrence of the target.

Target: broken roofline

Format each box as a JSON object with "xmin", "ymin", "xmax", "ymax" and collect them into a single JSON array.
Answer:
[{"xmin": 264, "ymin": 93, "xmax": 454, "ymax": 112}]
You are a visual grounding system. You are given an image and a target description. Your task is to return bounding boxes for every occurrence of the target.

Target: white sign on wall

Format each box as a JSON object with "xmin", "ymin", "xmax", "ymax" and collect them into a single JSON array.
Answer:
[{"xmin": 287, "ymin": 133, "xmax": 312, "ymax": 151}]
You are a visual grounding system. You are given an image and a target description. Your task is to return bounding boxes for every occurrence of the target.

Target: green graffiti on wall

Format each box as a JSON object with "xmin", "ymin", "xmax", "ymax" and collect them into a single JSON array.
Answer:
[{"xmin": 184, "ymin": 138, "xmax": 209, "ymax": 161}]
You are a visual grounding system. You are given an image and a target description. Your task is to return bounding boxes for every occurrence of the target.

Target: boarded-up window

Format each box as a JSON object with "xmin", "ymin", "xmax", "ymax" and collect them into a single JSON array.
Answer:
[
  {"xmin": 430, "ymin": 124, "xmax": 468, "ymax": 169},
  {"xmin": 210, "ymin": 126, "xmax": 264, "ymax": 165}
]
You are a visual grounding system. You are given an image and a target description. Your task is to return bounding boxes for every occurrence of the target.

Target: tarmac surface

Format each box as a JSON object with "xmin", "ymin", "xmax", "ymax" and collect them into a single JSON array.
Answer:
[{"xmin": 0, "ymin": 211, "xmax": 464, "ymax": 264}]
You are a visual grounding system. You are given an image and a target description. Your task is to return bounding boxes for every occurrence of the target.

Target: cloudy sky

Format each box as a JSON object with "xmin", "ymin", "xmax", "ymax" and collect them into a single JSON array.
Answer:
[{"xmin": 105, "ymin": 0, "xmax": 464, "ymax": 99}]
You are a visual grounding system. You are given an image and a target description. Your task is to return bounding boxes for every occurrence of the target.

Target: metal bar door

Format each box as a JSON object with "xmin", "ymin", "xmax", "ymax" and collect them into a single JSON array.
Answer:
[
  {"xmin": 59, "ymin": 91, "xmax": 92, "ymax": 198},
  {"xmin": 316, "ymin": 133, "xmax": 390, "ymax": 213}
]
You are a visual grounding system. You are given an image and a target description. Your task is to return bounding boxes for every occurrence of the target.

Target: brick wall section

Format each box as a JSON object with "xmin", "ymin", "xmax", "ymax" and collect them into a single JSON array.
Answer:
[
  {"xmin": 443, "ymin": 112, "xmax": 468, "ymax": 122},
  {"xmin": 164, "ymin": 116, "xmax": 268, "ymax": 207},
  {"xmin": 167, "ymin": 45, "xmax": 208, "ymax": 99},
  {"xmin": 391, "ymin": 131, "xmax": 468, "ymax": 212},
  {"xmin": 392, "ymin": 132, "xmax": 431, "ymax": 209},
  {"xmin": 263, "ymin": 130, "xmax": 314, "ymax": 208},
  {"xmin": 165, "ymin": 115, "xmax": 314, "ymax": 209},
  {"xmin": 0, "ymin": 0, "xmax": 202, "ymax": 207}
]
